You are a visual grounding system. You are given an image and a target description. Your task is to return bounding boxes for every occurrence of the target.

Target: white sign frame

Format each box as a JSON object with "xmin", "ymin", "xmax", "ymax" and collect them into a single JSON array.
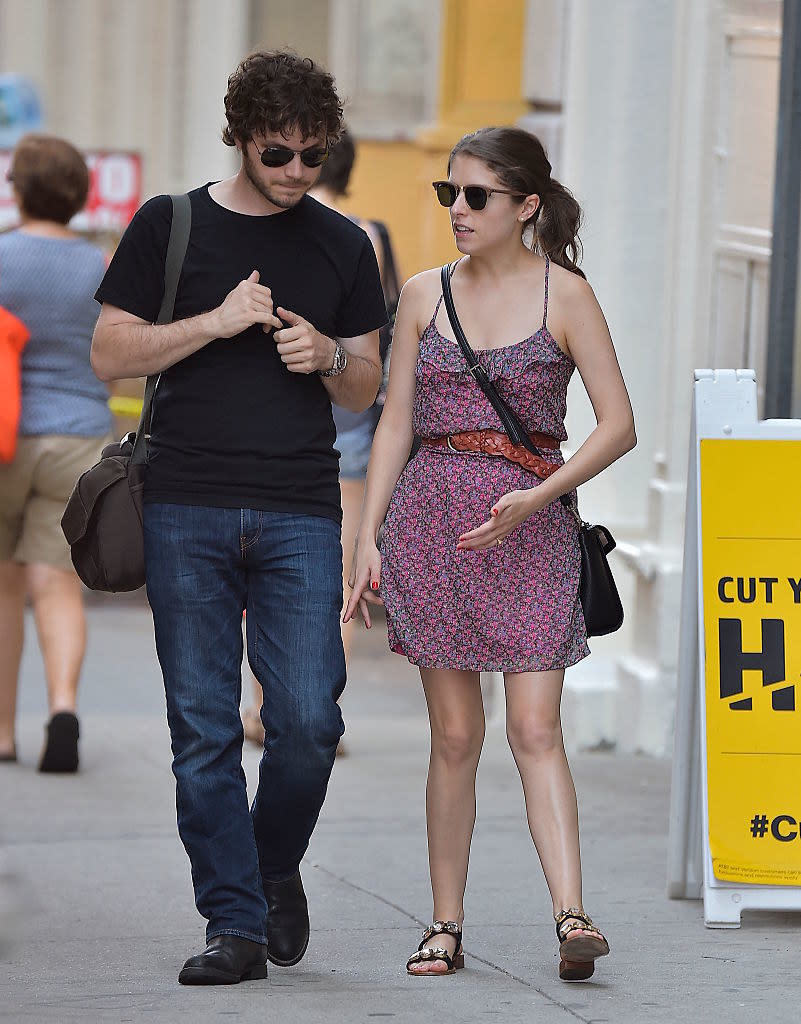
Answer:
[{"xmin": 668, "ymin": 368, "xmax": 801, "ymax": 927}]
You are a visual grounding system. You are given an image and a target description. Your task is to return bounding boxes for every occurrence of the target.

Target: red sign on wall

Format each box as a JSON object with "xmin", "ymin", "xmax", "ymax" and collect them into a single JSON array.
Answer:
[{"xmin": 0, "ymin": 149, "xmax": 142, "ymax": 232}]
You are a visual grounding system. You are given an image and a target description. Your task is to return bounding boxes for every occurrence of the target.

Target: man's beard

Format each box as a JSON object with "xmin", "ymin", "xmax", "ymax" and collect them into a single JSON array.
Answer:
[{"xmin": 242, "ymin": 149, "xmax": 309, "ymax": 210}]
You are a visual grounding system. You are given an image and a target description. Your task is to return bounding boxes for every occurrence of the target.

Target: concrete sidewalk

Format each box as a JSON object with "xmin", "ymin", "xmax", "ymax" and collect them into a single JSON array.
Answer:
[{"xmin": 1, "ymin": 597, "xmax": 797, "ymax": 1023}]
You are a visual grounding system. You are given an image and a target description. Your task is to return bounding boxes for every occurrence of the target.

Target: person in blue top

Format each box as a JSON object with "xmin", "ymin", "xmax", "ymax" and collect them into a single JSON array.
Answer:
[{"xmin": 0, "ymin": 134, "xmax": 111, "ymax": 775}]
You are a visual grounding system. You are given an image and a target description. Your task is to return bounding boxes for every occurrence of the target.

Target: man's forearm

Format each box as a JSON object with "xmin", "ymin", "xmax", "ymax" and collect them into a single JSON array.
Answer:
[
  {"xmin": 320, "ymin": 349, "xmax": 381, "ymax": 412},
  {"xmin": 91, "ymin": 311, "xmax": 221, "ymax": 381}
]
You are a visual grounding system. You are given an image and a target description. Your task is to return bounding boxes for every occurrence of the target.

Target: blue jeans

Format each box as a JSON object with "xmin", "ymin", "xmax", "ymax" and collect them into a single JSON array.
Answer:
[{"xmin": 143, "ymin": 504, "xmax": 345, "ymax": 944}]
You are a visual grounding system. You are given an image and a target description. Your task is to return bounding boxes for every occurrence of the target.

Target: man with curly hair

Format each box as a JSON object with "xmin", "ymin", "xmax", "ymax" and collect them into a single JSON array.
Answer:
[{"xmin": 90, "ymin": 51, "xmax": 387, "ymax": 985}]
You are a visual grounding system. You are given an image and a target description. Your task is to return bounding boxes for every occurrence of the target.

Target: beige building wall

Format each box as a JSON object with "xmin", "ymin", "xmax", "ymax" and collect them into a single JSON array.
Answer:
[
  {"xmin": 0, "ymin": 0, "xmax": 247, "ymax": 197},
  {"xmin": 250, "ymin": 0, "xmax": 329, "ymax": 66}
]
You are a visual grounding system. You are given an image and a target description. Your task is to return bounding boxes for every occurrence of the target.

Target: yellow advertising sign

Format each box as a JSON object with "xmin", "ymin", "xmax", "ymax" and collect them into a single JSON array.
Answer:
[{"xmin": 700, "ymin": 439, "xmax": 801, "ymax": 885}]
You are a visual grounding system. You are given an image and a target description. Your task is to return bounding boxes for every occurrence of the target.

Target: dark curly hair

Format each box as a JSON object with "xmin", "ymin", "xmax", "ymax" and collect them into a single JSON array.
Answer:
[{"xmin": 222, "ymin": 50, "xmax": 344, "ymax": 147}]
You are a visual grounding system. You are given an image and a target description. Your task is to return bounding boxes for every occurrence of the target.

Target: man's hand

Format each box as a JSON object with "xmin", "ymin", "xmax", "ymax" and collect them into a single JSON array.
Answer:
[
  {"xmin": 211, "ymin": 270, "xmax": 283, "ymax": 339},
  {"xmin": 274, "ymin": 307, "xmax": 337, "ymax": 374}
]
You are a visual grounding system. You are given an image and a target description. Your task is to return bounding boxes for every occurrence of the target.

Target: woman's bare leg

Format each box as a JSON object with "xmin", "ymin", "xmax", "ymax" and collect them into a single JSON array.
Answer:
[
  {"xmin": 408, "ymin": 667, "xmax": 484, "ymax": 974},
  {"xmin": 25, "ymin": 564, "xmax": 85, "ymax": 715},
  {"xmin": 504, "ymin": 669, "xmax": 598, "ymax": 941},
  {"xmin": 0, "ymin": 561, "xmax": 26, "ymax": 756}
]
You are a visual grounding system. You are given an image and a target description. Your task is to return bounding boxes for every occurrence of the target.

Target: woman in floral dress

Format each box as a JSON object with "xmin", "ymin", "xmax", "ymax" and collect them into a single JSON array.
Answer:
[{"xmin": 345, "ymin": 127, "xmax": 635, "ymax": 981}]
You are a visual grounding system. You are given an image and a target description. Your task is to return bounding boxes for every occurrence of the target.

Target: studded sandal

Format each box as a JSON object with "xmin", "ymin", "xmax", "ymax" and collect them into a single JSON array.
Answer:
[
  {"xmin": 406, "ymin": 920, "xmax": 464, "ymax": 976},
  {"xmin": 554, "ymin": 907, "xmax": 610, "ymax": 981}
]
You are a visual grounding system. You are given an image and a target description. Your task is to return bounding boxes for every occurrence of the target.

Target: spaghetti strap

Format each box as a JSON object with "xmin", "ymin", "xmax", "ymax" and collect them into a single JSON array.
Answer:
[
  {"xmin": 430, "ymin": 293, "xmax": 445, "ymax": 327},
  {"xmin": 542, "ymin": 256, "xmax": 550, "ymax": 331}
]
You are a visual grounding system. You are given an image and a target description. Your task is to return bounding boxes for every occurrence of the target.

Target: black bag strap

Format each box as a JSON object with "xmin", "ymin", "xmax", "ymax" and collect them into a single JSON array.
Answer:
[
  {"xmin": 374, "ymin": 220, "xmax": 401, "ymax": 311},
  {"xmin": 439, "ymin": 262, "xmax": 576, "ymax": 516},
  {"xmin": 130, "ymin": 194, "xmax": 192, "ymax": 467}
]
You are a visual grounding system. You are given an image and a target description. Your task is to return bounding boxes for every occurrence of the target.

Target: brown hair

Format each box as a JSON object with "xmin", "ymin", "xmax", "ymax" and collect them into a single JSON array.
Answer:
[
  {"xmin": 449, "ymin": 126, "xmax": 585, "ymax": 278},
  {"xmin": 222, "ymin": 50, "xmax": 343, "ymax": 148},
  {"xmin": 10, "ymin": 134, "xmax": 90, "ymax": 224}
]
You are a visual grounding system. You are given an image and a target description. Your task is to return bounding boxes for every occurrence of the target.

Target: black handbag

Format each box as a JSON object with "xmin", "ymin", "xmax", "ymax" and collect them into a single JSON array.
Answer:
[
  {"xmin": 439, "ymin": 263, "xmax": 623, "ymax": 637},
  {"xmin": 60, "ymin": 194, "xmax": 191, "ymax": 592}
]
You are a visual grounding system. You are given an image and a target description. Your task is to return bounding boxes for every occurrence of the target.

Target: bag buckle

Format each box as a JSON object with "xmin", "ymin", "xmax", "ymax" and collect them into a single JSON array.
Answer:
[{"xmin": 566, "ymin": 502, "xmax": 586, "ymax": 528}]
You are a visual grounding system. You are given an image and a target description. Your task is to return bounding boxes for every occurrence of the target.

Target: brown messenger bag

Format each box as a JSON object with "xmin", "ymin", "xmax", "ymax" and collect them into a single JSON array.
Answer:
[{"xmin": 60, "ymin": 193, "xmax": 191, "ymax": 592}]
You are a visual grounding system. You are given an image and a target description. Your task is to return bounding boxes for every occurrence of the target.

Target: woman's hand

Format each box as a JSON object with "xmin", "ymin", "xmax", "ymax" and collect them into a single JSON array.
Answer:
[
  {"xmin": 456, "ymin": 487, "xmax": 545, "ymax": 551},
  {"xmin": 343, "ymin": 536, "xmax": 384, "ymax": 628}
]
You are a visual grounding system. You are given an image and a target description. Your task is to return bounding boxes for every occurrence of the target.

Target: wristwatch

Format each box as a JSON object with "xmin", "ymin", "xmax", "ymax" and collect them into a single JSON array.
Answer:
[{"xmin": 319, "ymin": 340, "xmax": 348, "ymax": 378}]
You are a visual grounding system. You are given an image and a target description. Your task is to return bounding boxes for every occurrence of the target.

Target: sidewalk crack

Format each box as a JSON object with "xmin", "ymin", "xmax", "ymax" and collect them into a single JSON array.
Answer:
[{"xmin": 305, "ymin": 859, "xmax": 595, "ymax": 1023}]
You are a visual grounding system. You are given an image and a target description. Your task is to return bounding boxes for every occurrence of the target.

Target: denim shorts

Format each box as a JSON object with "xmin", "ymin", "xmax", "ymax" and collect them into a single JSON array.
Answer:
[{"xmin": 336, "ymin": 420, "xmax": 374, "ymax": 480}]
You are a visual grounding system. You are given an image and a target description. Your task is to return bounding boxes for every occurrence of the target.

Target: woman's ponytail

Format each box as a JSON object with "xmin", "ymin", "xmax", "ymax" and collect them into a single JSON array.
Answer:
[{"xmin": 534, "ymin": 178, "xmax": 585, "ymax": 279}]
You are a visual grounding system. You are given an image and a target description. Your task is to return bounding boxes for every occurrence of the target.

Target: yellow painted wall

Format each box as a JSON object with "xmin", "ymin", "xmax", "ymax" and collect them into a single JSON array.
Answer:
[
  {"xmin": 341, "ymin": 139, "xmax": 462, "ymax": 283},
  {"xmin": 342, "ymin": 0, "xmax": 528, "ymax": 286}
]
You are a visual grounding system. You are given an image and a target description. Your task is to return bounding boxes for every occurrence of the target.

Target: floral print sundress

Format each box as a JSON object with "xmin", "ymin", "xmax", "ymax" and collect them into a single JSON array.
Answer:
[{"xmin": 380, "ymin": 258, "xmax": 589, "ymax": 673}]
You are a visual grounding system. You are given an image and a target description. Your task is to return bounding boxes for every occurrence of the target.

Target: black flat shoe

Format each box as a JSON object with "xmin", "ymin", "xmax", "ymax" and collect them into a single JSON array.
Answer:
[
  {"xmin": 38, "ymin": 712, "xmax": 79, "ymax": 773},
  {"xmin": 178, "ymin": 935, "xmax": 268, "ymax": 985},
  {"xmin": 264, "ymin": 871, "xmax": 310, "ymax": 967}
]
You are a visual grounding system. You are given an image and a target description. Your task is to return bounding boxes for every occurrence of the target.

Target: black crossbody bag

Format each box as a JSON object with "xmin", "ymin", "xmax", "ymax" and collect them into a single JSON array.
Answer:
[
  {"xmin": 439, "ymin": 263, "xmax": 623, "ymax": 637},
  {"xmin": 61, "ymin": 194, "xmax": 192, "ymax": 592}
]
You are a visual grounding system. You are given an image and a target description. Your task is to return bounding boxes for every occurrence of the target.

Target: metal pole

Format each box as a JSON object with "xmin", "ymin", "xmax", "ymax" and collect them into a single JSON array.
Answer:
[{"xmin": 765, "ymin": 0, "xmax": 801, "ymax": 419}]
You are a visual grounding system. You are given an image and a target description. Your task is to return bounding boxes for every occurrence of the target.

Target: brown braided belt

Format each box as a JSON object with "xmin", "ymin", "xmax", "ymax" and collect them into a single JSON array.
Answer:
[{"xmin": 422, "ymin": 428, "xmax": 561, "ymax": 479}]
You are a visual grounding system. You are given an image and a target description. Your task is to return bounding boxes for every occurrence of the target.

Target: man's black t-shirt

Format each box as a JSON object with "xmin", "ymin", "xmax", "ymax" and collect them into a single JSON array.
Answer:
[{"xmin": 95, "ymin": 185, "xmax": 387, "ymax": 522}]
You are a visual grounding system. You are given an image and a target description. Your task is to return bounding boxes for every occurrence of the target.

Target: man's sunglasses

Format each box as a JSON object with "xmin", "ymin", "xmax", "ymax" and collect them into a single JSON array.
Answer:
[
  {"xmin": 254, "ymin": 142, "xmax": 329, "ymax": 168},
  {"xmin": 432, "ymin": 180, "xmax": 525, "ymax": 211}
]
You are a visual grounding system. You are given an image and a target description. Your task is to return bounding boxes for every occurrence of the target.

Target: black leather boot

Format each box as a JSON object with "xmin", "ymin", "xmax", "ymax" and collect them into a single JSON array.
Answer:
[
  {"xmin": 178, "ymin": 934, "xmax": 268, "ymax": 985},
  {"xmin": 264, "ymin": 871, "xmax": 310, "ymax": 966}
]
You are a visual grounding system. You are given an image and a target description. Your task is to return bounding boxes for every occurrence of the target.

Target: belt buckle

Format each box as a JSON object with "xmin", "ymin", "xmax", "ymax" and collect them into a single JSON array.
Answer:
[{"xmin": 446, "ymin": 433, "xmax": 480, "ymax": 456}]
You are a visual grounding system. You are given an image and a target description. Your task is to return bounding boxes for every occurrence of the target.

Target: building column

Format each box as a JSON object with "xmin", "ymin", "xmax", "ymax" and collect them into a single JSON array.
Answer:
[
  {"xmin": 555, "ymin": 0, "xmax": 679, "ymax": 753},
  {"xmin": 560, "ymin": 0, "xmax": 781, "ymax": 755}
]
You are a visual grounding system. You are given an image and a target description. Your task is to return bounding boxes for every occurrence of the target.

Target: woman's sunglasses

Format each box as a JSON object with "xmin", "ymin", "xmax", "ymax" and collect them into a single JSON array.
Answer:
[
  {"xmin": 432, "ymin": 180, "xmax": 524, "ymax": 211},
  {"xmin": 255, "ymin": 142, "xmax": 329, "ymax": 168}
]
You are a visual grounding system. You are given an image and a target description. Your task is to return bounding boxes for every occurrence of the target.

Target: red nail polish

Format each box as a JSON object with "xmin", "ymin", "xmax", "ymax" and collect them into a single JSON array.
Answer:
[
  {"xmin": 491, "ymin": 508, "xmax": 498, "ymax": 516},
  {"xmin": 371, "ymin": 581, "xmax": 379, "ymax": 590}
]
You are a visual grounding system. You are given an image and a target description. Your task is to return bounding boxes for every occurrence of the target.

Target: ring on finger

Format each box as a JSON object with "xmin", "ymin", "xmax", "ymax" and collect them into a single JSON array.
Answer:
[{"xmin": 496, "ymin": 537, "xmax": 503, "ymax": 546}]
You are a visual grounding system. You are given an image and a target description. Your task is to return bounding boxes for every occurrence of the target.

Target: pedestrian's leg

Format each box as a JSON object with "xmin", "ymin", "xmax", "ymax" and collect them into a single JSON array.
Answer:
[
  {"xmin": 336, "ymin": 476, "xmax": 364, "ymax": 758},
  {"xmin": 408, "ymin": 667, "xmax": 484, "ymax": 975},
  {"xmin": 25, "ymin": 564, "xmax": 85, "ymax": 716},
  {"xmin": 247, "ymin": 512, "xmax": 345, "ymax": 880},
  {"xmin": 504, "ymin": 670, "xmax": 607, "ymax": 960},
  {"xmin": 0, "ymin": 445, "xmax": 32, "ymax": 759},
  {"xmin": 144, "ymin": 503, "xmax": 267, "ymax": 944},
  {"xmin": 0, "ymin": 561, "xmax": 26, "ymax": 757},
  {"xmin": 339, "ymin": 476, "xmax": 364, "ymax": 663},
  {"xmin": 242, "ymin": 614, "xmax": 265, "ymax": 747}
]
